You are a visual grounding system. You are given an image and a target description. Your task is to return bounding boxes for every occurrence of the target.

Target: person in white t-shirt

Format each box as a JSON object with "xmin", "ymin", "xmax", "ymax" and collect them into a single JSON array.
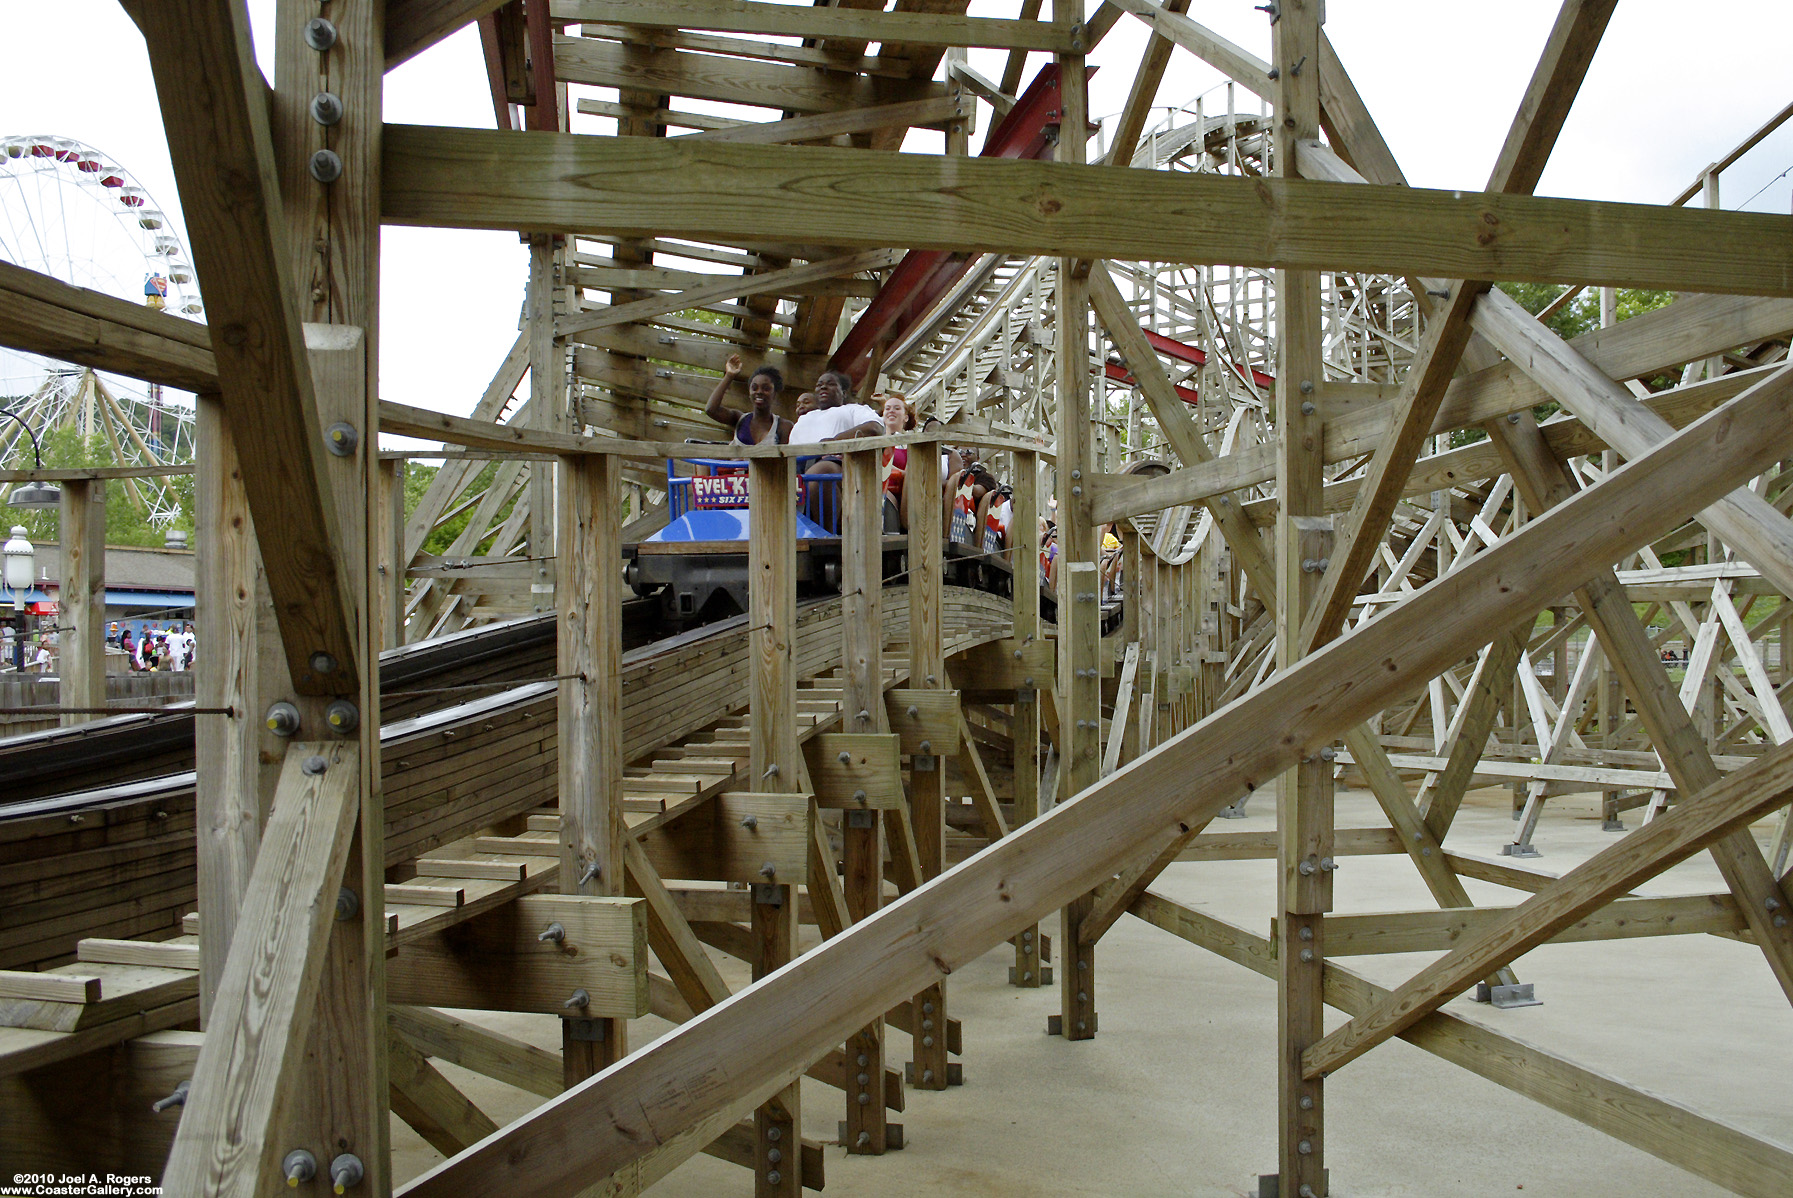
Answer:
[
  {"xmin": 787, "ymin": 371, "xmax": 883, "ymax": 447},
  {"xmin": 788, "ymin": 371, "xmax": 884, "ymax": 528}
]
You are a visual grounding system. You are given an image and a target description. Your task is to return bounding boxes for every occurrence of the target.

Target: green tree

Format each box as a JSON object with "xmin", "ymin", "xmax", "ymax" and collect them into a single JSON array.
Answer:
[
  {"xmin": 1449, "ymin": 283, "xmax": 1677, "ymax": 446},
  {"xmin": 4, "ymin": 422, "xmax": 194, "ymax": 548}
]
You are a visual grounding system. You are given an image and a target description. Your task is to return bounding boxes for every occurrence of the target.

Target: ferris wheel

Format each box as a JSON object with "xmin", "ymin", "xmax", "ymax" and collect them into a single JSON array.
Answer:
[{"xmin": 0, "ymin": 134, "xmax": 202, "ymax": 523}]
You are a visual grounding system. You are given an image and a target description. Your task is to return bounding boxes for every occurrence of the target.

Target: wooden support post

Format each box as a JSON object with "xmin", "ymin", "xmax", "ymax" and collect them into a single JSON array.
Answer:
[
  {"xmin": 905, "ymin": 432, "xmax": 953, "ymax": 1086},
  {"xmin": 270, "ymin": 1, "xmax": 390, "ymax": 1185},
  {"xmin": 750, "ymin": 453, "xmax": 802, "ymax": 1194},
  {"xmin": 528, "ymin": 237, "xmax": 562, "ymax": 614},
  {"xmin": 1057, "ymin": 563, "xmax": 1101, "ymax": 1040},
  {"xmin": 194, "ymin": 394, "xmax": 279, "ymax": 1024},
  {"xmin": 840, "ymin": 448, "xmax": 889, "ymax": 1152},
  {"xmin": 559, "ymin": 451, "xmax": 627, "ymax": 1081},
  {"xmin": 379, "ymin": 456, "xmax": 405, "ymax": 648},
  {"xmin": 1052, "ymin": 0, "xmax": 1101, "ymax": 1042},
  {"xmin": 1273, "ymin": 4, "xmax": 1328, "ymax": 1192},
  {"xmin": 56, "ymin": 479, "xmax": 104, "ymax": 726},
  {"xmin": 1009, "ymin": 449, "xmax": 1044, "ymax": 987}
]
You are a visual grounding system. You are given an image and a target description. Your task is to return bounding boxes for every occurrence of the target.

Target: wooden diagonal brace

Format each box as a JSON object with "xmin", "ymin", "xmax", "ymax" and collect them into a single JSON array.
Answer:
[
  {"xmin": 138, "ymin": 0, "xmax": 360, "ymax": 695},
  {"xmin": 1304, "ymin": 736, "xmax": 1793, "ymax": 1078},
  {"xmin": 162, "ymin": 743, "xmax": 360, "ymax": 1197},
  {"xmin": 394, "ymin": 351, "xmax": 1793, "ymax": 1198}
]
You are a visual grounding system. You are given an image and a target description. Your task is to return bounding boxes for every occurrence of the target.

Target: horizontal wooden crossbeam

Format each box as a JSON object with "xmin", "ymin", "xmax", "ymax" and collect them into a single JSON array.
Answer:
[
  {"xmin": 551, "ymin": 0, "xmax": 1082, "ymax": 51},
  {"xmin": 381, "ymin": 125, "xmax": 1793, "ymax": 295},
  {"xmin": 0, "ymin": 260, "xmax": 219, "ymax": 393}
]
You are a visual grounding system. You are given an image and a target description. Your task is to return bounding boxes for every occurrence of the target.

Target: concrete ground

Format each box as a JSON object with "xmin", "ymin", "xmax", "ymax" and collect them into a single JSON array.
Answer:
[{"xmin": 393, "ymin": 783, "xmax": 1793, "ymax": 1196}]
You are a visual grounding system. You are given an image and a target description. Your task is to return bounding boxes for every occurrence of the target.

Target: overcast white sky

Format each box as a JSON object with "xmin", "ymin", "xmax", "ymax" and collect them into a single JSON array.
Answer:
[{"xmin": 2, "ymin": 2, "xmax": 1789, "ymax": 426}]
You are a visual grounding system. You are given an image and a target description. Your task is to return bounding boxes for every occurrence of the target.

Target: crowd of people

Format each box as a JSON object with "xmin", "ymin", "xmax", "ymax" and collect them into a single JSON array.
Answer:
[
  {"xmin": 699, "ymin": 358, "xmax": 1092, "ymax": 588},
  {"xmin": 0, "ymin": 620, "xmax": 197, "ymax": 673},
  {"xmin": 110, "ymin": 621, "xmax": 197, "ymax": 672}
]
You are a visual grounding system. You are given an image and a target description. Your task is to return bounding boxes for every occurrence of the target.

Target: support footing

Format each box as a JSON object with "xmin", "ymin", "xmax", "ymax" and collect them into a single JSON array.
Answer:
[
  {"xmin": 1473, "ymin": 981, "xmax": 1542, "ymax": 1009},
  {"xmin": 903, "ymin": 1062, "xmax": 961, "ymax": 1086},
  {"xmin": 1045, "ymin": 1013, "xmax": 1099, "ymax": 1037},
  {"xmin": 1257, "ymin": 1168, "xmax": 1328, "ymax": 1197},
  {"xmin": 1602, "ymin": 819, "xmax": 1626, "ymax": 832},
  {"xmin": 838, "ymin": 1121, "xmax": 904, "ymax": 1151},
  {"xmin": 1500, "ymin": 842, "xmax": 1543, "ymax": 858}
]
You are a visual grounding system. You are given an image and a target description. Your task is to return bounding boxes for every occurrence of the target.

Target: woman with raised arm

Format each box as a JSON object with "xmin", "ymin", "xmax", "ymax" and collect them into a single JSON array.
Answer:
[{"xmin": 704, "ymin": 354, "xmax": 791, "ymax": 445}]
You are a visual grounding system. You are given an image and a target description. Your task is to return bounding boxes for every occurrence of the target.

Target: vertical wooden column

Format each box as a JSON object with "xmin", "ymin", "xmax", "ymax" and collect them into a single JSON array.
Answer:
[
  {"xmin": 379, "ymin": 456, "xmax": 404, "ymax": 649},
  {"xmin": 56, "ymin": 479, "xmax": 104, "ymax": 725},
  {"xmin": 1009, "ymin": 450, "xmax": 1044, "ymax": 987},
  {"xmin": 1052, "ymin": 0, "xmax": 1101, "ymax": 1040},
  {"xmin": 839, "ymin": 448, "xmax": 889, "ymax": 1152},
  {"xmin": 528, "ymin": 237, "xmax": 563, "ymax": 615},
  {"xmin": 907, "ymin": 434, "xmax": 952, "ymax": 1088},
  {"xmin": 194, "ymin": 396, "xmax": 282, "ymax": 1023},
  {"xmin": 749, "ymin": 453, "xmax": 802, "ymax": 1197},
  {"xmin": 1119, "ymin": 526, "xmax": 1143, "ymax": 764},
  {"xmin": 271, "ymin": 0, "xmax": 388, "ymax": 1184},
  {"xmin": 1271, "ymin": 2, "xmax": 1331, "ymax": 1194},
  {"xmin": 559, "ymin": 451, "xmax": 627, "ymax": 1081}
]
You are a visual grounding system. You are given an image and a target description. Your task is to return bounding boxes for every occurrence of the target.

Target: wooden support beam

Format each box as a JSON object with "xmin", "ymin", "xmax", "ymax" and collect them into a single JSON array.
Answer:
[
  {"xmin": 557, "ymin": 249, "xmax": 899, "ymax": 339},
  {"xmin": 1087, "ymin": 264, "xmax": 1274, "ymax": 598},
  {"xmin": 388, "ymin": 1005, "xmax": 564, "ymax": 1098},
  {"xmin": 1091, "ymin": 297, "xmax": 1793, "ymax": 525},
  {"xmin": 140, "ymin": 0, "xmax": 360, "ymax": 696},
  {"xmin": 625, "ymin": 837, "xmax": 731, "ymax": 1014},
  {"xmin": 1306, "ymin": 737, "xmax": 1793, "ymax": 1078},
  {"xmin": 552, "ymin": 35, "xmax": 947, "ymax": 114},
  {"xmin": 1105, "ymin": 0, "xmax": 1270, "ymax": 100},
  {"xmin": 1104, "ymin": 0, "xmax": 1190, "ymax": 169},
  {"xmin": 162, "ymin": 743, "xmax": 360, "ymax": 1197},
  {"xmin": 748, "ymin": 452, "xmax": 802, "ymax": 1196},
  {"xmin": 271, "ymin": 1, "xmax": 391, "ymax": 1180},
  {"xmin": 558, "ymin": 451, "xmax": 627, "ymax": 1083},
  {"xmin": 55, "ymin": 481, "xmax": 105, "ymax": 728},
  {"xmin": 1271, "ymin": 8, "xmax": 1328, "ymax": 1189},
  {"xmin": 683, "ymin": 95, "xmax": 971, "ymax": 146},
  {"xmin": 1296, "ymin": 0, "xmax": 1619, "ymax": 656},
  {"xmin": 901, "ymin": 425, "xmax": 953, "ymax": 1082},
  {"xmin": 1474, "ymin": 286, "xmax": 1793, "ymax": 599},
  {"xmin": 1010, "ymin": 448, "xmax": 1046, "ymax": 988},
  {"xmin": 0, "ymin": 260, "xmax": 218, "ymax": 392},
  {"xmin": 840, "ymin": 448, "xmax": 890, "ymax": 1153},
  {"xmin": 385, "ymin": 0, "xmax": 509, "ymax": 69},
  {"xmin": 1318, "ymin": 892, "xmax": 1748, "ymax": 955},
  {"xmin": 1053, "ymin": 14, "xmax": 1101, "ymax": 1047},
  {"xmin": 1417, "ymin": 630, "xmax": 1527, "ymax": 842},
  {"xmin": 553, "ymin": 0, "xmax": 1080, "ymax": 50},
  {"xmin": 1487, "ymin": 414, "xmax": 1793, "ymax": 1002},
  {"xmin": 381, "ymin": 125, "xmax": 1793, "ymax": 297},
  {"xmin": 194, "ymin": 401, "xmax": 273, "ymax": 1022},
  {"xmin": 1131, "ymin": 895, "xmax": 1793, "ymax": 1198},
  {"xmin": 392, "ymin": 297, "xmax": 1793, "ymax": 1198},
  {"xmin": 388, "ymin": 1034, "xmax": 502, "ymax": 1157}
]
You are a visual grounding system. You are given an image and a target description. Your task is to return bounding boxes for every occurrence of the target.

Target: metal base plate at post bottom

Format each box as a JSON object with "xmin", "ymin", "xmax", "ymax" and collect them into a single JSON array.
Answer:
[{"xmin": 1473, "ymin": 981, "xmax": 1542, "ymax": 1009}]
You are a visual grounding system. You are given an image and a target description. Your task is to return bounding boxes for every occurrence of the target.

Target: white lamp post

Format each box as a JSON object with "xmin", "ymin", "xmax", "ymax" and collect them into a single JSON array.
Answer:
[
  {"xmin": 2, "ymin": 525, "xmax": 33, "ymax": 673},
  {"xmin": 2, "ymin": 525, "xmax": 32, "ymax": 607}
]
